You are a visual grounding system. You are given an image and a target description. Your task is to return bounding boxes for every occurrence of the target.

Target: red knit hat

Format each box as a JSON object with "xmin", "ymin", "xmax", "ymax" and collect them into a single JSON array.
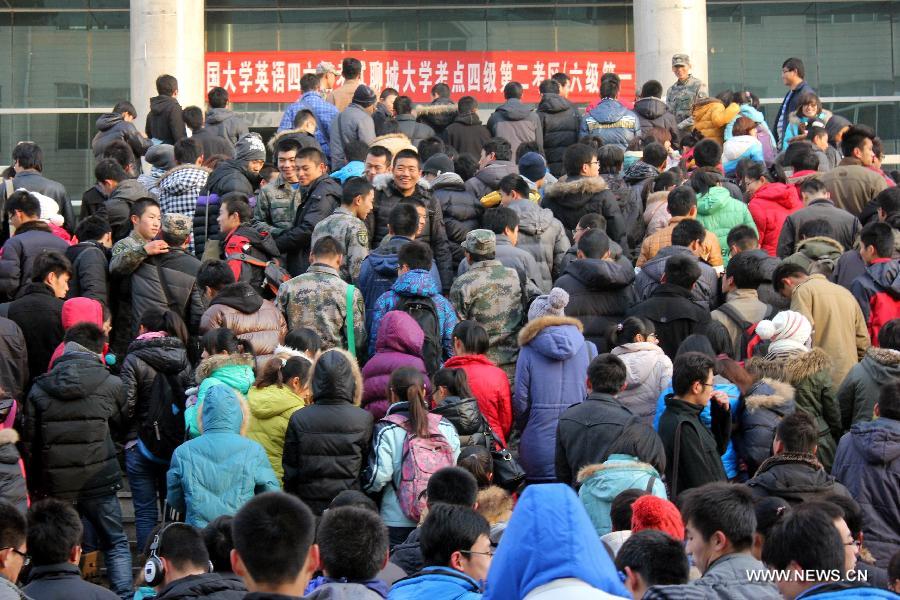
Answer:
[{"xmin": 630, "ymin": 495, "xmax": 685, "ymax": 541}]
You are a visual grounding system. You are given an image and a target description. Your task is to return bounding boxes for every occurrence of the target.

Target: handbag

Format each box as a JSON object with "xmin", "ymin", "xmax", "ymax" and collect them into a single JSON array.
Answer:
[{"xmin": 485, "ymin": 428, "xmax": 525, "ymax": 493}]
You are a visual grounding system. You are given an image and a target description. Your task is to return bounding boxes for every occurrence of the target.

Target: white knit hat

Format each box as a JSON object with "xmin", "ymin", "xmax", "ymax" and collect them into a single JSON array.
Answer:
[
  {"xmin": 527, "ymin": 287, "xmax": 569, "ymax": 321},
  {"xmin": 756, "ymin": 310, "xmax": 812, "ymax": 355}
]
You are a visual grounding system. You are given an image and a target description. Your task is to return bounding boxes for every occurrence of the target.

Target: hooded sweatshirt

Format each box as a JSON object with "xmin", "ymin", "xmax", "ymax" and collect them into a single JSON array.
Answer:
[
  {"xmin": 201, "ymin": 282, "xmax": 287, "ymax": 362},
  {"xmin": 837, "ymin": 347, "xmax": 900, "ymax": 430},
  {"xmin": 487, "ymin": 98, "xmax": 543, "ymax": 158},
  {"xmin": 610, "ymin": 342, "xmax": 673, "ymax": 425},
  {"xmin": 146, "ymin": 95, "xmax": 186, "ymax": 144},
  {"xmin": 696, "ymin": 186, "xmax": 758, "ymax": 264},
  {"xmin": 537, "ymin": 93, "xmax": 580, "ymax": 176},
  {"xmin": 633, "ymin": 97, "xmax": 680, "ymax": 142},
  {"xmin": 205, "ymin": 107, "xmax": 250, "ymax": 147},
  {"xmin": 361, "ymin": 311, "xmax": 428, "ymax": 420}
]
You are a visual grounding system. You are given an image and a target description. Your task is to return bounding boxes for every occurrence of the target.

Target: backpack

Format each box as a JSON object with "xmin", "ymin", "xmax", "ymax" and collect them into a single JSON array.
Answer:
[
  {"xmin": 138, "ymin": 372, "xmax": 187, "ymax": 462},
  {"xmin": 382, "ymin": 412, "xmax": 455, "ymax": 522},
  {"xmin": 395, "ymin": 296, "xmax": 442, "ymax": 375},
  {"xmin": 868, "ymin": 289, "xmax": 900, "ymax": 346},
  {"xmin": 717, "ymin": 303, "xmax": 775, "ymax": 363},
  {"xmin": 225, "ymin": 252, "xmax": 291, "ymax": 298}
]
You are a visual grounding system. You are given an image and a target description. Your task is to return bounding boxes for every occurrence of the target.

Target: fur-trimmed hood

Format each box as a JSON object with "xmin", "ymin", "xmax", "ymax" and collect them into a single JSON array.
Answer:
[
  {"xmin": 266, "ymin": 127, "xmax": 318, "ymax": 151},
  {"xmin": 518, "ymin": 315, "xmax": 587, "ymax": 362},
  {"xmin": 744, "ymin": 378, "xmax": 795, "ymax": 413},
  {"xmin": 576, "ymin": 458, "xmax": 655, "ymax": 483},
  {"xmin": 746, "ymin": 347, "xmax": 831, "ymax": 384},
  {"xmin": 369, "ymin": 132, "xmax": 417, "ymax": 157},
  {"xmin": 272, "ymin": 345, "xmax": 313, "ymax": 361},
  {"xmin": 864, "ymin": 345, "xmax": 900, "ymax": 366},
  {"xmin": 754, "ymin": 451, "xmax": 823, "ymax": 476},
  {"xmin": 195, "ymin": 353, "xmax": 256, "ymax": 383},
  {"xmin": 414, "ymin": 102, "xmax": 458, "ymax": 116},
  {"xmin": 311, "ymin": 347, "xmax": 363, "ymax": 407},
  {"xmin": 543, "ymin": 175, "xmax": 608, "ymax": 201},
  {"xmin": 518, "ymin": 315, "xmax": 584, "ymax": 346}
]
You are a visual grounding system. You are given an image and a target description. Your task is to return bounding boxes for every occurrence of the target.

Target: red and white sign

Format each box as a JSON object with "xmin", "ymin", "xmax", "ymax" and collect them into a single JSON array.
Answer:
[{"xmin": 205, "ymin": 51, "xmax": 635, "ymax": 105}]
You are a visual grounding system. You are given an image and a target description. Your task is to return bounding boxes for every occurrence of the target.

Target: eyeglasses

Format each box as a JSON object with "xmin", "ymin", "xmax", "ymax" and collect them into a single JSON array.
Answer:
[
  {"xmin": 589, "ymin": 160, "xmax": 600, "ymax": 166},
  {"xmin": 2, "ymin": 547, "xmax": 30, "ymax": 566},
  {"xmin": 700, "ymin": 382, "xmax": 715, "ymax": 388},
  {"xmin": 460, "ymin": 549, "xmax": 494, "ymax": 558},
  {"xmin": 845, "ymin": 540, "xmax": 861, "ymax": 550}
]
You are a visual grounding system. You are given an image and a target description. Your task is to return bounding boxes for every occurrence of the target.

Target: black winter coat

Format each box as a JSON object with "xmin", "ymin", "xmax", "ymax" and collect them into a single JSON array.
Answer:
[
  {"xmin": 395, "ymin": 114, "xmax": 435, "ymax": 147},
  {"xmin": 80, "ymin": 185, "xmax": 108, "ymax": 221},
  {"xmin": 155, "ymin": 573, "xmax": 247, "ymax": 600},
  {"xmin": 464, "ymin": 160, "xmax": 518, "ymax": 200},
  {"xmin": 0, "ymin": 429, "xmax": 27, "ymax": 513},
  {"xmin": 22, "ymin": 563, "xmax": 118, "ymax": 600},
  {"xmin": 8, "ymin": 283, "xmax": 63, "ymax": 386},
  {"xmin": 120, "ymin": 336, "xmax": 193, "ymax": 444},
  {"xmin": 190, "ymin": 127, "xmax": 237, "ymax": 160},
  {"xmin": 131, "ymin": 249, "xmax": 205, "ymax": 336},
  {"xmin": 282, "ymin": 350, "xmax": 374, "ymax": 514},
  {"xmin": 747, "ymin": 452, "xmax": 852, "ymax": 505},
  {"xmin": 0, "ymin": 221, "xmax": 70, "ymax": 300},
  {"xmin": 431, "ymin": 396, "xmax": 490, "ymax": 448},
  {"xmin": 105, "ymin": 179, "xmax": 152, "ymax": 243},
  {"xmin": 430, "ymin": 173, "xmax": 482, "ymax": 268},
  {"xmin": 734, "ymin": 379, "xmax": 795, "ymax": 476},
  {"xmin": 0, "ymin": 171, "xmax": 75, "ymax": 244},
  {"xmin": 65, "ymin": 241, "xmax": 109, "ymax": 306},
  {"xmin": 540, "ymin": 176, "xmax": 627, "ymax": 248},
  {"xmin": 633, "ymin": 98, "xmax": 680, "ymax": 143},
  {"xmin": 0, "ymin": 316, "xmax": 27, "ymax": 402},
  {"xmin": 276, "ymin": 175, "xmax": 342, "ymax": 276},
  {"xmin": 555, "ymin": 392, "xmax": 666, "ymax": 486},
  {"xmin": 555, "ymin": 258, "xmax": 637, "ymax": 353},
  {"xmin": 204, "ymin": 159, "xmax": 260, "ymax": 198},
  {"xmin": 537, "ymin": 94, "xmax": 580, "ymax": 177},
  {"xmin": 25, "ymin": 348, "xmax": 125, "ymax": 499},
  {"xmin": 416, "ymin": 98, "xmax": 458, "ymax": 136},
  {"xmin": 444, "ymin": 112, "xmax": 492, "ymax": 159},
  {"xmin": 145, "ymin": 95, "xmax": 186, "ymax": 145},
  {"xmin": 626, "ymin": 284, "xmax": 711, "ymax": 359},
  {"xmin": 390, "ymin": 527, "xmax": 423, "ymax": 575},
  {"xmin": 92, "ymin": 112, "xmax": 151, "ymax": 161},
  {"xmin": 658, "ymin": 395, "xmax": 729, "ymax": 497}
]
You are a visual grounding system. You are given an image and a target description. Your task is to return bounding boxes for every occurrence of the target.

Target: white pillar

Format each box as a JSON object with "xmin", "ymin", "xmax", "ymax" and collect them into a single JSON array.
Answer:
[
  {"xmin": 633, "ymin": 0, "xmax": 708, "ymax": 92},
  {"xmin": 130, "ymin": 0, "xmax": 206, "ymax": 128}
]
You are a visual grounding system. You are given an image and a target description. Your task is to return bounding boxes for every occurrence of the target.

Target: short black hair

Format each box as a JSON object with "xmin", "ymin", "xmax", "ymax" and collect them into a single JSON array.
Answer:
[
  {"xmin": 782, "ymin": 57, "xmax": 806, "ymax": 80},
  {"xmin": 341, "ymin": 177, "xmax": 374, "ymax": 207},
  {"xmin": 292, "ymin": 109, "xmax": 316, "ymax": 130},
  {"xmin": 367, "ymin": 145, "xmax": 393, "ymax": 166},
  {"xmin": 0, "ymin": 500, "xmax": 26, "ymax": 551},
  {"xmin": 393, "ymin": 95, "xmax": 413, "ymax": 116},
  {"xmin": 419, "ymin": 504, "xmax": 490, "ymax": 568},
  {"xmin": 578, "ymin": 229, "xmax": 610, "ymax": 259},
  {"xmin": 94, "ymin": 158, "xmax": 128, "ymax": 183},
  {"xmin": 725, "ymin": 250, "xmax": 763, "ymax": 289},
  {"xmin": 397, "ymin": 241, "xmax": 432, "ymax": 271},
  {"xmin": 841, "ymin": 125, "xmax": 876, "ymax": 158},
  {"xmin": 158, "ymin": 523, "xmax": 210, "ymax": 571},
  {"xmin": 130, "ymin": 197, "xmax": 160, "ymax": 219},
  {"xmin": 483, "ymin": 207, "xmax": 519, "ymax": 235},
  {"xmin": 860, "ymin": 221, "xmax": 894, "ymax": 259},
  {"xmin": 598, "ymin": 145, "xmax": 625, "ymax": 173},
  {"xmin": 297, "ymin": 146, "xmax": 326, "ymax": 166},
  {"xmin": 104, "ymin": 140, "xmax": 136, "ymax": 171},
  {"xmin": 182, "ymin": 106, "xmax": 203, "ymax": 130},
  {"xmin": 503, "ymin": 81, "xmax": 523, "ymax": 100},
  {"xmin": 551, "ymin": 72, "xmax": 570, "ymax": 87},
  {"xmin": 564, "ymin": 143, "xmax": 597, "ymax": 177},
  {"xmin": 394, "ymin": 148, "xmax": 421, "ymax": 168},
  {"xmin": 610, "ymin": 488, "xmax": 647, "ymax": 532},
  {"xmin": 221, "ymin": 192, "xmax": 252, "ymax": 224},
  {"xmin": 878, "ymin": 319, "xmax": 900, "ymax": 351},
  {"xmin": 666, "ymin": 186, "xmax": 697, "ymax": 217},
  {"xmin": 672, "ymin": 351, "xmax": 715, "ymax": 396},
  {"xmin": 498, "ymin": 174, "xmax": 530, "ymax": 199},
  {"xmin": 681, "ymin": 483, "xmax": 755, "ymax": 551},
  {"xmin": 12, "ymin": 142, "xmax": 43, "ymax": 171},
  {"xmin": 427, "ymin": 467, "xmax": 479, "ymax": 507},
  {"xmin": 640, "ymin": 80, "xmax": 664, "ymax": 99},
  {"xmin": 798, "ymin": 218, "xmax": 834, "ymax": 240},
  {"xmin": 600, "ymin": 73, "xmax": 620, "ymax": 98},
  {"xmin": 587, "ymin": 353, "xmax": 627, "ymax": 394},
  {"xmin": 380, "ymin": 87, "xmax": 398, "ymax": 101},
  {"xmin": 32, "ymin": 251, "xmax": 72, "ymax": 283},
  {"xmin": 578, "ymin": 213, "xmax": 607, "ymax": 231},
  {"xmin": 775, "ymin": 411, "xmax": 818, "ymax": 454},
  {"xmin": 771, "ymin": 262, "xmax": 809, "ymax": 294},
  {"xmin": 671, "ymin": 219, "xmax": 706, "ymax": 248},
  {"xmin": 453, "ymin": 320, "xmax": 489, "ymax": 355},
  {"xmin": 74, "ymin": 215, "xmax": 112, "ymax": 242},
  {"xmin": 514, "ymin": 141, "xmax": 541, "ymax": 164},
  {"xmin": 762, "ymin": 506, "xmax": 844, "ymax": 572},
  {"xmin": 642, "ymin": 143, "xmax": 668, "ymax": 169},
  {"xmin": 4, "ymin": 190, "xmax": 40, "ymax": 218},
  {"xmin": 197, "ymin": 260, "xmax": 237, "ymax": 293},
  {"xmin": 317, "ymin": 506, "xmax": 388, "ymax": 581},
  {"xmin": 232, "ymin": 492, "xmax": 316, "ymax": 586},
  {"xmin": 113, "ymin": 100, "xmax": 137, "ymax": 117},
  {"xmin": 300, "ymin": 73, "xmax": 320, "ymax": 93},
  {"xmin": 207, "ymin": 86, "xmax": 229, "ymax": 109},
  {"xmin": 431, "ymin": 82, "xmax": 451, "ymax": 98},
  {"xmin": 616, "ymin": 530, "xmax": 690, "ymax": 586},
  {"xmin": 785, "ymin": 142, "xmax": 820, "ymax": 172},
  {"xmin": 203, "ymin": 516, "xmax": 236, "ymax": 573},
  {"xmin": 822, "ymin": 494, "xmax": 864, "ymax": 540},
  {"xmin": 174, "ymin": 137, "xmax": 202, "ymax": 165},
  {"xmin": 388, "ymin": 203, "xmax": 419, "ymax": 238},
  {"xmin": 311, "ymin": 235, "xmax": 344, "ymax": 259},
  {"xmin": 878, "ymin": 379, "xmax": 900, "ymax": 420},
  {"xmin": 693, "ymin": 139, "xmax": 723, "ymax": 168},
  {"xmin": 26, "ymin": 499, "xmax": 83, "ymax": 566},
  {"xmin": 64, "ymin": 322, "xmax": 106, "ymax": 353},
  {"xmin": 417, "ymin": 137, "xmax": 445, "ymax": 162},
  {"xmin": 156, "ymin": 74, "xmax": 178, "ymax": 96},
  {"xmin": 457, "ymin": 96, "xmax": 478, "ymax": 115},
  {"xmin": 664, "ymin": 253, "xmax": 701, "ymax": 290},
  {"xmin": 539, "ymin": 79, "xmax": 561, "ymax": 94},
  {"xmin": 341, "ymin": 57, "xmax": 362, "ymax": 79},
  {"xmin": 726, "ymin": 224, "xmax": 759, "ymax": 251},
  {"xmin": 483, "ymin": 138, "xmax": 512, "ymax": 162}
]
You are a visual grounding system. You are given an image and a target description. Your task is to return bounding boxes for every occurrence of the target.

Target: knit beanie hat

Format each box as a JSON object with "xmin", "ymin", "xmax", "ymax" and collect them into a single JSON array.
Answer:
[
  {"xmin": 234, "ymin": 132, "xmax": 266, "ymax": 162},
  {"xmin": 630, "ymin": 495, "xmax": 685, "ymax": 541},
  {"xmin": 352, "ymin": 85, "xmax": 377, "ymax": 108},
  {"xmin": 527, "ymin": 287, "xmax": 569, "ymax": 321},
  {"xmin": 756, "ymin": 310, "xmax": 812, "ymax": 350}
]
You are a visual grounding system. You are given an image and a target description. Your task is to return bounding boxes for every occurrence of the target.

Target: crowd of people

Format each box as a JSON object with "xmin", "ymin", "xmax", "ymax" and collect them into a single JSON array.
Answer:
[{"xmin": 0, "ymin": 53, "xmax": 898, "ymax": 600}]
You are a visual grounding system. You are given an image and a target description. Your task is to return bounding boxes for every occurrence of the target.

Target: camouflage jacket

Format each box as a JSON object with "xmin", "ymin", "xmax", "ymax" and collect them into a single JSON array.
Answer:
[
  {"xmin": 666, "ymin": 74, "xmax": 708, "ymax": 126},
  {"xmin": 449, "ymin": 259, "xmax": 524, "ymax": 373},
  {"xmin": 275, "ymin": 262, "xmax": 367, "ymax": 358},
  {"xmin": 254, "ymin": 174, "xmax": 303, "ymax": 238},
  {"xmin": 109, "ymin": 230, "xmax": 151, "ymax": 276},
  {"xmin": 311, "ymin": 206, "xmax": 370, "ymax": 283}
]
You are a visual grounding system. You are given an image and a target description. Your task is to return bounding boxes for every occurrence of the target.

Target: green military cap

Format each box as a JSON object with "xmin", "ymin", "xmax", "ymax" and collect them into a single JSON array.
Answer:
[
  {"xmin": 162, "ymin": 213, "xmax": 192, "ymax": 238},
  {"xmin": 462, "ymin": 229, "xmax": 496, "ymax": 255},
  {"xmin": 672, "ymin": 54, "xmax": 690, "ymax": 67}
]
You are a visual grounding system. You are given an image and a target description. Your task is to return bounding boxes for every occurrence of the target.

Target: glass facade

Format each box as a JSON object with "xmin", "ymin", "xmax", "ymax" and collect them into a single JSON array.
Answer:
[{"xmin": 1, "ymin": 0, "xmax": 897, "ymax": 196}]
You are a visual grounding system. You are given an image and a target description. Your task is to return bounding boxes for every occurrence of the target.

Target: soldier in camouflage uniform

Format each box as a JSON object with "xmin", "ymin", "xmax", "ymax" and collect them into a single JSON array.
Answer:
[
  {"xmin": 449, "ymin": 229, "xmax": 525, "ymax": 379},
  {"xmin": 254, "ymin": 137, "xmax": 304, "ymax": 238},
  {"xmin": 311, "ymin": 178, "xmax": 375, "ymax": 283},
  {"xmin": 666, "ymin": 53, "xmax": 708, "ymax": 133},
  {"xmin": 275, "ymin": 235, "xmax": 367, "ymax": 359}
]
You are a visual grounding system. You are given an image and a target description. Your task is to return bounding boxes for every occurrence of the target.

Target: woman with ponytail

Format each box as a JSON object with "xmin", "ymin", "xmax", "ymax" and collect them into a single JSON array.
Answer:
[
  {"xmin": 246, "ymin": 356, "xmax": 312, "ymax": 484},
  {"xmin": 120, "ymin": 306, "xmax": 194, "ymax": 550},
  {"xmin": 609, "ymin": 317, "xmax": 672, "ymax": 425},
  {"xmin": 362, "ymin": 366, "xmax": 460, "ymax": 546}
]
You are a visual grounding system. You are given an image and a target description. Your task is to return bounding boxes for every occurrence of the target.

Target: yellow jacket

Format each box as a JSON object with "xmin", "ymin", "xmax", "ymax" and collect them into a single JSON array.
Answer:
[
  {"xmin": 246, "ymin": 385, "xmax": 307, "ymax": 484},
  {"xmin": 692, "ymin": 99, "xmax": 740, "ymax": 144}
]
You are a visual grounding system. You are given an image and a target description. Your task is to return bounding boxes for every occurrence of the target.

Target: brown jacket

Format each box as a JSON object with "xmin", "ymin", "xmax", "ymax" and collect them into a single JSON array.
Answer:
[
  {"xmin": 199, "ymin": 282, "xmax": 288, "ymax": 363},
  {"xmin": 327, "ymin": 79, "xmax": 362, "ymax": 113},
  {"xmin": 819, "ymin": 157, "xmax": 888, "ymax": 217},
  {"xmin": 791, "ymin": 274, "xmax": 869, "ymax": 385},
  {"xmin": 636, "ymin": 215, "xmax": 724, "ymax": 267}
]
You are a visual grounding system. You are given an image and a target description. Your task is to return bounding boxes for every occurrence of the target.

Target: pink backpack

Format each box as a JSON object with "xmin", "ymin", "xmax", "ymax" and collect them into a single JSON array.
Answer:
[{"xmin": 382, "ymin": 412, "xmax": 455, "ymax": 522}]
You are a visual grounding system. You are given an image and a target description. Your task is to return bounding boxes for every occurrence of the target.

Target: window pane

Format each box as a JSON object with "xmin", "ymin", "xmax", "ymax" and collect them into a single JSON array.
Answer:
[{"xmin": 485, "ymin": 8, "xmax": 555, "ymax": 51}]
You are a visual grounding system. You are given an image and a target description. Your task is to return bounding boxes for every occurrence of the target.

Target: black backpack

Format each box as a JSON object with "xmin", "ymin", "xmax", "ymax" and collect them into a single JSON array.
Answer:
[
  {"xmin": 717, "ymin": 303, "xmax": 776, "ymax": 363},
  {"xmin": 138, "ymin": 371, "xmax": 187, "ymax": 462},
  {"xmin": 396, "ymin": 296, "xmax": 442, "ymax": 375}
]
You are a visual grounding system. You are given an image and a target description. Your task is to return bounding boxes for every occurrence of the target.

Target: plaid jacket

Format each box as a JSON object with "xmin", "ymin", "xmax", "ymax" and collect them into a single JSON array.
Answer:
[{"xmin": 158, "ymin": 164, "xmax": 211, "ymax": 254}]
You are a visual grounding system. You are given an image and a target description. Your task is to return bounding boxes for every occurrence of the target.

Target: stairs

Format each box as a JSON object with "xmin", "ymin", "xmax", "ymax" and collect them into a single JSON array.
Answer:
[{"xmin": 82, "ymin": 485, "xmax": 143, "ymax": 588}]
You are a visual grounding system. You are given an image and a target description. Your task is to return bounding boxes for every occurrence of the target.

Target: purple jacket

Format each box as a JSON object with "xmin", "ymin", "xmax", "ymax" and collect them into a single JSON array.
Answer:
[
  {"xmin": 361, "ymin": 311, "xmax": 428, "ymax": 420},
  {"xmin": 513, "ymin": 316, "xmax": 595, "ymax": 482}
]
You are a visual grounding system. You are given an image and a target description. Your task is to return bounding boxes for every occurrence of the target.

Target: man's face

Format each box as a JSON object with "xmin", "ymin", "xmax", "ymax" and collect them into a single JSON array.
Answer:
[
  {"xmin": 499, "ymin": 189, "xmax": 515, "ymax": 206},
  {"xmin": 247, "ymin": 159, "xmax": 265, "ymax": 174},
  {"xmin": 478, "ymin": 150, "xmax": 494, "ymax": 169},
  {"xmin": 134, "ymin": 206, "xmax": 161, "ymax": 240},
  {"xmin": 853, "ymin": 138, "xmax": 875, "ymax": 167},
  {"xmin": 834, "ymin": 518, "xmax": 858, "ymax": 574},
  {"xmin": 296, "ymin": 157, "xmax": 325, "ymax": 186},
  {"xmin": 458, "ymin": 534, "xmax": 493, "ymax": 583},
  {"xmin": 584, "ymin": 157, "xmax": 600, "ymax": 178},
  {"xmin": 357, "ymin": 190, "xmax": 375, "ymax": 220},
  {"xmin": 8, "ymin": 210, "xmax": 26, "ymax": 230},
  {"xmin": 694, "ymin": 370, "xmax": 715, "ymax": 405},
  {"xmin": 812, "ymin": 133, "xmax": 829, "ymax": 151},
  {"xmin": 47, "ymin": 271, "xmax": 70, "ymax": 299},
  {"xmin": 217, "ymin": 203, "xmax": 239, "ymax": 235},
  {"xmin": 685, "ymin": 521, "xmax": 716, "ymax": 574},
  {"xmin": 781, "ymin": 67, "xmax": 799, "ymax": 87},
  {"xmin": 393, "ymin": 158, "xmax": 421, "ymax": 193},
  {"xmin": 415, "ymin": 205, "xmax": 427, "ymax": 237},
  {"xmin": 277, "ymin": 150, "xmax": 299, "ymax": 182},
  {"xmin": 860, "ymin": 244, "xmax": 878, "ymax": 265},
  {"xmin": 672, "ymin": 65, "xmax": 689, "ymax": 81},
  {"xmin": 322, "ymin": 72, "xmax": 336, "ymax": 89},
  {"xmin": 364, "ymin": 154, "xmax": 389, "ymax": 182},
  {"xmin": 0, "ymin": 542, "xmax": 28, "ymax": 583},
  {"xmin": 383, "ymin": 94, "xmax": 398, "ymax": 115}
]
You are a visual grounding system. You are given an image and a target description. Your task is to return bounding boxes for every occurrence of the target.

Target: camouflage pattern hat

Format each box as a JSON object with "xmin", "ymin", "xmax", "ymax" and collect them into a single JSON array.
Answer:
[
  {"xmin": 672, "ymin": 53, "xmax": 690, "ymax": 67},
  {"xmin": 462, "ymin": 229, "xmax": 496, "ymax": 255},
  {"xmin": 162, "ymin": 213, "xmax": 192, "ymax": 238}
]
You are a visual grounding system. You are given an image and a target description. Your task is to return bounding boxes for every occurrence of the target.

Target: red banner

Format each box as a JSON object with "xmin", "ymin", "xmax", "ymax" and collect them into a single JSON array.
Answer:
[{"xmin": 205, "ymin": 51, "xmax": 635, "ymax": 105}]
